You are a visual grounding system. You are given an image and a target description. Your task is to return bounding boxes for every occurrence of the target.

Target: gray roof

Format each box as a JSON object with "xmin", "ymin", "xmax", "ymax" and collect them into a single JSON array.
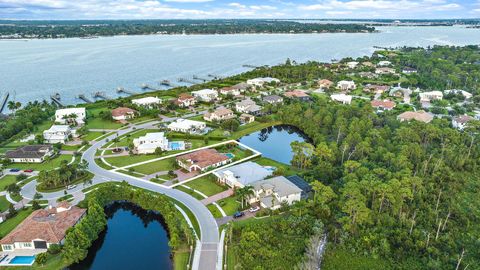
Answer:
[
  {"xmin": 263, "ymin": 95, "xmax": 283, "ymax": 102},
  {"xmin": 214, "ymin": 161, "xmax": 272, "ymax": 186},
  {"xmin": 6, "ymin": 145, "xmax": 53, "ymax": 159},
  {"xmin": 253, "ymin": 176, "xmax": 302, "ymax": 197}
]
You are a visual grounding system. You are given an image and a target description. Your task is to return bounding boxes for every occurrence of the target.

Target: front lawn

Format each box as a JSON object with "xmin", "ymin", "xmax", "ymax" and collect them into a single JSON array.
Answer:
[
  {"xmin": 6, "ymin": 154, "xmax": 74, "ymax": 171},
  {"xmin": 129, "ymin": 157, "xmax": 177, "ymax": 175},
  {"xmin": 82, "ymin": 131, "xmax": 106, "ymax": 141},
  {"xmin": 0, "ymin": 195, "xmax": 10, "ymax": 212},
  {"xmin": 175, "ymin": 186, "xmax": 205, "ymax": 200},
  {"xmin": 0, "ymin": 175, "xmax": 18, "ymax": 191},
  {"xmin": 0, "ymin": 208, "xmax": 33, "ymax": 238},
  {"xmin": 217, "ymin": 196, "xmax": 240, "ymax": 216},
  {"xmin": 103, "ymin": 154, "xmax": 158, "ymax": 168},
  {"xmin": 85, "ymin": 117, "xmax": 124, "ymax": 130},
  {"xmin": 184, "ymin": 174, "xmax": 227, "ymax": 196},
  {"xmin": 207, "ymin": 204, "xmax": 223, "ymax": 218}
]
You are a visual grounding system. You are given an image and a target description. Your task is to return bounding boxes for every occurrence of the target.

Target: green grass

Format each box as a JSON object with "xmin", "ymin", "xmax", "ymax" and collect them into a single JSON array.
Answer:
[
  {"xmin": 0, "ymin": 195, "xmax": 11, "ymax": 212},
  {"xmin": 3, "ymin": 253, "xmax": 67, "ymax": 270},
  {"xmin": 10, "ymin": 193, "xmax": 23, "ymax": 202},
  {"xmin": 57, "ymin": 194, "xmax": 73, "ymax": 202},
  {"xmin": 217, "ymin": 196, "xmax": 240, "ymax": 216},
  {"xmin": 169, "ymin": 198, "xmax": 201, "ymax": 239},
  {"xmin": 94, "ymin": 158, "xmax": 114, "ymax": 170},
  {"xmin": 173, "ymin": 250, "xmax": 190, "ymax": 270},
  {"xmin": 86, "ymin": 117, "xmax": 123, "ymax": 130},
  {"xmin": 130, "ymin": 157, "xmax": 177, "ymax": 175},
  {"xmin": 104, "ymin": 154, "xmax": 159, "ymax": 168},
  {"xmin": 37, "ymin": 172, "xmax": 94, "ymax": 192},
  {"xmin": 60, "ymin": 144, "xmax": 83, "ymax": 151},
  {"xmin": 0, "ymin": 208, "xmax": 33, "ymax": 238},
  {"xmin": 184, "ymin": 174, "xmax": 227, "ymax": 196},
  {"xmin": 175, "ymin": 186, "xmax": 205, "ymax": 200},
  {"xmin": 6, "ymin": 154, "xmax": 74, "ymax": 171},
  {"xmin": 82, "ymin": 131, "xmax": 106, "ymax": 141},
  {"xmin": 0, "ymin": 175, "xmax": 18, "ymax": 191},
  {"xmin": 254, "ymin": 156, "xmax": 301, "ymax": 176},
  {"xmin": 207, "ymin": 203, "xmax": 223, "ymax": 218},
  {"xmin": 230, "ymin": 121, "xmax": 281, "ymax": 139}
]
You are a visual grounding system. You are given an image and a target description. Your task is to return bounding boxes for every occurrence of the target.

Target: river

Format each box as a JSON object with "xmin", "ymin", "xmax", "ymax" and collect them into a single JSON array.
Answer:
[{"xmin": 1, "ymin": 26, "xmax": 480, "ymax": 105}]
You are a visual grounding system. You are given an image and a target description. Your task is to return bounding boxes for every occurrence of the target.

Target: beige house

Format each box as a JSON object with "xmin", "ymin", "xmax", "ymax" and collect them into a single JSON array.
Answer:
[
  {"xmin": 204, "ymin": 108, "xmax": 235, "ymax": 122},
  {"xmin": 397, "ymin": 110, "xmax": 434, "ymax": 123},
  {"xmin": 249, "ymin": 176, "xmax": 302, "ymax": 210},
  {"xmin": 176, "ymin": 149, "xmax": 232, "ymax": 172}
]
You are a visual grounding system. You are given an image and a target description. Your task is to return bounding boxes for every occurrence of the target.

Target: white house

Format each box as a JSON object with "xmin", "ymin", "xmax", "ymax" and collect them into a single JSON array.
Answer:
[
  {"xmin": 5, "ymin": 145, "xmax": 54, "ymax": 163},
  {"xmin": 346, "ymin": 61, "xmax": 359, "ymax": 69},
  {"xmin": 452, "ymin": 115, "xmax": 475, "ymax": 130},
  {"xmin": 204, "ymin": 108, "xmax": 235, "ymax": 122},
  {"xmin": 336, "ymin": 80, "xmax": 356, "ymax": 91},
  {"xmin": 444, "ymin": 89, "xmax": 473, "ymax": 99},
  {"xmin": 111, "ymin": 107, "xmax": 138, "ymax": 121},
  {"xmin": 419, "ymin": 91, "xmax": 443, "ymax": 102},
  {"xmin": 250, "ymin": 176, "xmax": 302, "ymax": 210},
  {"xmin": 331, "ymin": 93, "xmax": 352, "ymax": 105},
  {"xmin": 375, "ymin": 67, "xmax": 396, "ymax": 75},
  {"xmin": 191, "ymin": 89, "xmax": 218, "ymax": 102},
  {"xmin": 246, "ymin": 77, "xmax": 280, "ymax": 87},
  {"xmin": 377, "ymin": 60, "xmax": 392, "ymax": 66},
  {"xmin": 43, "ymin": 125, "xmax": 72, "ymax": 144},
  {"xmin": 55, "ymin": 108, "xmax": 86, "ymax": 125},
  {"xmin": 213, "ymin": 161, "xmax": 273, "ymax": 188},
  {"xmin": 133, "ymin": 132, "xmax": 170, "ymax": 154},
  {"xmin": 402, "ymin": 67, "xmax": 418, "ymax": 74},
  {"xmin": 167, "ymin": 119, "xmax": 206, "ymax": 134},
  {"xmin": 235, "ymin": 99, "xmax": 262, "ymax": 115},
  {"xmin": 132, "ymin": 97, "xmax": 162, "ymax": 108}
]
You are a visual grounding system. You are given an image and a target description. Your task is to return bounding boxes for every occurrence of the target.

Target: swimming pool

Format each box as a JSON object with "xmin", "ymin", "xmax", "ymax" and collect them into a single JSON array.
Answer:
[
  {"xmin": 224, "ymin": 153, "xmax": 235, "ymax": 159},
  {"xmin": 9, "ymin": 256, "xmax": 36, "ymax": 265},
  {"xmin": 168, "ymin": 141, "xmax": 185, "ymax": 151}
]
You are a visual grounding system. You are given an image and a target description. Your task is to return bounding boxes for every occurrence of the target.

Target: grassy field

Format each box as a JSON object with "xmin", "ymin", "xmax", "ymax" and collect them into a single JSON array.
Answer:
[
  {"xmin": 0, "ymin": 195, "xmax": 11, "ymax": 212},
  {"xmin": 253, "ymin": 156, "xmax": 301, "ymax": 176},
  {"xmin": 82, "ymin": 131, "xmax": 106, "ymax": 141},
  {"xmin": 175, "ymin": 186, "xmax": 205, "ymax": 200},
  {"xmin": 231, "ymin": 121, "xmax": 281, "ymax": 139},
  {"xmin": 5, "ymin": 154, "xmax": 74, "ymax": 171},
  {"xmin": 0, "ymin": 208, "xmax": 33, "ymax": 238},
  {"xmin": 207, "ymin": 204, "xmax": 223, "ymax": 218},
  {"xmin": 130, "ymin": 157, "xmax": 177, "ymax": 175},
  {"xmin": 85, "ymin": 106, "xmax": 124, "ymax": 130},
  {"xmin": 173, "ymin": 250, "xmax": 190, "ymax": 270},
  {"xmin": 217, "ymin": 196, "xmax": 240, "ymax": 216},
  {"xmin": 184, "ymin": 174, "xmax": 227, "ymax": 196},
  {"xmin": 103, "ymin": 154, "xmax": 158, "ymax": 168},
  {"xmin": 0, "ymin": 175, "xmax": 18, "ymax": 191}
]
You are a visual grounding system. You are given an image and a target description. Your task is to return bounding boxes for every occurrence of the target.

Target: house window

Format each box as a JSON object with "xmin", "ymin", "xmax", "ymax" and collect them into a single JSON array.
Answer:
[
  {"xmin": 3, "ymin": 245, "xmax": 12, "ymax": 250},
  {"xmin": 23, "ymin": 243, "xmax": 32, "ymax": 247}
]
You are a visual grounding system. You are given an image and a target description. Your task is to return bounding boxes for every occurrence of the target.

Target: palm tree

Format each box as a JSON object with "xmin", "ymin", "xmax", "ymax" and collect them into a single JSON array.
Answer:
[{"xmin": 236, "ymin": 185, "xmax": 254, "ymax": 209}]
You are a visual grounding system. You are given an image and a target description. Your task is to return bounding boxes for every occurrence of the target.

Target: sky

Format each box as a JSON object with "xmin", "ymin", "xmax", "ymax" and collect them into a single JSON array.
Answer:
[{"xmin": 0, "ymin": 0, "xmax": 479, "ymax": 20}]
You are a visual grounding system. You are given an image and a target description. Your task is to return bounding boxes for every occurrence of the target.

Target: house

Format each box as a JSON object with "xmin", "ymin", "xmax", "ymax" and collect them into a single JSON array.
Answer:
[
  {"xmin": 402, "ymin": 67, "xmax": 418, "ymax": 74},
  {"xmin": 192, "ymin": 89, "xmax": 218, "ymax": 102},
  {"xmin": 168, "ymin": 119, "xmax": 207, "ymax": 134},
  {"xmin": 249, "ymin": 176, "xmax": 302, "ymax": 210},
  {"xmin": 0, "ymin": 202, "xmax": 86, "ymax": 252},
  {"xmin": 358, "ymin": 72, "xmax": 379, "ymax": 79},
  {"xmin": 346, "ymin": 61, "xmax": 359, "ymax": 69},
  {"xmin": 444, "ymin": 89, "xmax": 472, "ymax": 99},
  {"xmin": 219, "ymin": 87, "xmax": 241, "ymax": 97},
  {"xmin": 371, "ymin": 100, "xmax": 396, "ymax": 111},
  {"xmin": 176, "ymin": 149, "xmax": 232, "ymax": 172},
  {"xmin": 284, "ymin": 90, "xmax": 310, "ymax": 101},
  {"xmin": 214, "ymin": 161, "xmax": 273, "ymax": 188},
  {"xmin": 132, "ymin": 96, "xmax": 162, "ymax": 108},
  {"xmin": 363, "ymin": 84, "xmax": 390, "ymax": 93},
  {"xmin": 246, "ymin": 77, "xmax": 280, "ymax": 87},
  {"xmin": 111, "ymin": 107, "xmax": 137, "ymax": 121},
  {"xmin": 286, "ymin": 175, "xmax": 312, "ymax": 199},
  {"xmin": 55, "ymin": 108, "xmax": 86, "ymax": 125},
  {"xmin": 389, "ymin": 86, "xmax": 413, "ymax": 103},
  {"xmin": 419, "ymin": 91, "xmax": 443, "ymax": 102},
  {"xmin": 43, "ymin": 125, "xmax": 72, "ymax": 144},
  {"xmin": 133, "ymin": 132, "xmax": 182, "ymax": 154},
  {"xmin": 377, "ymin": 60, "xmax": 392, "ymax": 66},
  {"xmin": 452, "ymin": 115, "xmax": 475, "ymax": 130},
  {"xmin": 336, "ymin": 80, "xmax": 356, "ymax": 91},
  {"xmin": 6, "ymin": 145, "xmax": 54, "ymax": 163},
  {"xmin": 204, "ymin": 108, "xmax": 235, "ymax": 122},
  {"xmin": 235, "ymin": 99, "xmax": 262, "ymax": 115},
  {"xmin": 375, "ymin": 67, "xmax": 396, "ymax": 75},
  {"xmin": 362, "ymin": 61, "xmax": 374, "ymax": 67},
  {"xmin": 397, "ymin": 110, "xmax": 434, "ymax": 123},
  {"xmin": 175, "ymin": 93, "xmax": 196, "ymax": 107},
  {"xmin": 263, "ymin": 95, "xmax": 284, "ymax": 105},
  {"xmin": 331, "ymin": 93, "xmax": 352, "ymax": 105},
  {"xmin": 239, "ymin": 113, "xmax": 255, "ymax": 124},
  {"xmin": 317, "ymin": 79, "xmax": 334, "ymax": 89}
]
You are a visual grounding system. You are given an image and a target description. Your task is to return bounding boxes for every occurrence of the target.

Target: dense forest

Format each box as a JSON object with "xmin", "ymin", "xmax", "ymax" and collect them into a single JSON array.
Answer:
[{"xmin": 0, "ymin": 20, "xmax": 374, "ymax": 38}]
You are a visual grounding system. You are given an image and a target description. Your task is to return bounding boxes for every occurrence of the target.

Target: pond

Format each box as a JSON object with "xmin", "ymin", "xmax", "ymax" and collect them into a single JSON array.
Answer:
[
  {"xmin": 238, "ymin": 125, "xmax": 310, "ymax": 164},
  {"xmin": 68, "ymin": 202, "xmax": 173, "ymax": 270}
]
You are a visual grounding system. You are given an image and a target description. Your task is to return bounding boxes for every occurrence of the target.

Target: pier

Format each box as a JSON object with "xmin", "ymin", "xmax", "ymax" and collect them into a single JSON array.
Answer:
[
  {"xmin": 0, "ymin": 92, "xmax": 10, "ymax": 114},
  {"xmin": 141, "ymin": 84, "xmax": 161, "ymax": 91},
  {"xmin": 159, "ymin": 80, "xmax": 178, "ymax": 87},
  {"xmin": 208, "ymin": 74, "xmax": 223, "ymax": 80},
  {"xmin": 192, "ymin": 75, "xmax": 209, "ymax": 82},
  {"xmin": 178, "ymin": 78, "xmax": 197, "ymax": 84},
  {"xmin": 116, "ymin": 87, "xmax": 137, "ymax": 96},
  {"xmin": 93, "ymin": 91, "xmax": 111, "ymax": 100},
  {"xmin": 50, "ymin": 93, "xmax": 64, "ymax": 107},
  {"xmin": 77, "ymin": 94, "xmax": 93, "ymax": 103}
]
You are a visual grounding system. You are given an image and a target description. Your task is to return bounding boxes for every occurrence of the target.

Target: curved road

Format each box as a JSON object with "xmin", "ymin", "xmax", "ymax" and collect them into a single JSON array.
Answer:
[{"xmin": 82, "ymin": 121, "xmax": 220, "ymax": 270}]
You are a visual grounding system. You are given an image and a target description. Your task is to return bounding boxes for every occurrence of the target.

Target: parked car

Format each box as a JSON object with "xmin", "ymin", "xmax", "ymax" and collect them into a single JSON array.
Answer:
[
  {"xmin": 67, "ymin": 184, "xmax": 77, "ymax": 190},
  {"xmin": 249, "ymin": 206, "xmax": 260, "ymax": 213},
  {"xmin": 233, "ymin": 211, "xmax": 245, "ymax": 219},
  {"xmin": 23, "ymin": 169, "xmax": 33, "ymax": 173},
  {"xmin": 9, "ymin": 168, "xmax": 20, "ymax": 172}
]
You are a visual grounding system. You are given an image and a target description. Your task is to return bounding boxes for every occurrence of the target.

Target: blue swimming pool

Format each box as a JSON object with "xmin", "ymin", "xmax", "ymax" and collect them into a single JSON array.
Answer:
[
  {"xmin": 168, "ymin": 141, "xmax": 185, "ymax": 151},
  {"xmin": 224, "ymin": 153, "xmax": 235, "ymax": 159},
  {"xmin": 9, "ymin": 255, "xmax": 36, "ymax": 265}
]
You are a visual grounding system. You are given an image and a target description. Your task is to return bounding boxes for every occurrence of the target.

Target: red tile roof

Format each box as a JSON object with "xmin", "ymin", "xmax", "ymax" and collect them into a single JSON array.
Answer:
[
  {"xmin": 177, "ymin": 149, "xmax": 230, "ymax": 170},
  {"xmin": 284, "ymin": 90, "xmax": 309, "ymax": 98},
  {"xmin": 111, "ymin": 107, "xmax": 137, "ymax": 117},
  {"xmin": 371, "ymin": 100, "xmax": 396, "ymax": 109}
]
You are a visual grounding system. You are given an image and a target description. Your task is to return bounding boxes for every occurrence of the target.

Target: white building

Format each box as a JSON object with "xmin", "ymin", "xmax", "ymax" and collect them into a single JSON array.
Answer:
[
  {"xmin": 336, "ymin": 80, "xmax": 356, "ymax": 91},
  {"xmin": 250, "ymin": 176, "xmax": 302, "ymax": 210},
  {"xmin": 133, "ymin": 132, "xmax": 170, "ymax": 154},
  {"xmin": 331, "ymin": 93, "xmax": 352, "ymax": 105},
  {"xmin": 55, "ymin": 108, "xmax": 86, "ymax": 125},
  {"xmin": 377, "ymin": 61, "xmax": 392, "ymax": 66},
  {"xmin": 191, "ymin": 89, "xmax": 218, "ymax": 102},
  {"xmin": 214, "ymin": 161, "xmax": 273, "ymax": 188},
  {"xmin": 235, "ymin": 99, "xmax": 262, "ymax": 115},
  {"xmin": 452, "ymin": 115, "xmax": 475, "ymax": 130},
  {"xmin": 132, "ymin": 97, "xmax": 162, "ymax": 108},
  {"xmin": 5, "ymin": 145, "xmax": 54, "ymax": 163},
  {"xmin": 167, "ymin": 119, "xmax": 206, "ymax": 134},
  {"xmin": 444, "ymin": 89, "xmax": 473, "ymax": 99},
  {"xmin": 419, "ymin": 91, "xmax": 443, "ymax": 102},
  {"xmin": 346, "ymin": 61, "xmax": 359, "ymax": 69},
  {"xmin": 43, "ymin": 125, "xmax": 72, "ymax": 144},
  {"xmin": 246, "ymin": 77, "xmax": 280, "ymax": 87}
]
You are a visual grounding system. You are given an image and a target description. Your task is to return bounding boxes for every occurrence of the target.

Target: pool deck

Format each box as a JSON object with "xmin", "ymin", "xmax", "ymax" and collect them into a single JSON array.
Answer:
[{"xmin": 0, "ymin": 249, "xmax": 44, "ymax": 266}]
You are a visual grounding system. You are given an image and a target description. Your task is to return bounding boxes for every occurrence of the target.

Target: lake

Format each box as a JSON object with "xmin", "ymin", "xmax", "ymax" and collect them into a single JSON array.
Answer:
[
  {"xmin": 238, "ymin": 125, "xmax": 310, "ymax": 164},
  {"xmin": 1, "ymin": 26, "xmax": 480, "ymax": 106},
  {"xmin": 68, "ymin": 202, "xmax": 173, "ymax": 270}
]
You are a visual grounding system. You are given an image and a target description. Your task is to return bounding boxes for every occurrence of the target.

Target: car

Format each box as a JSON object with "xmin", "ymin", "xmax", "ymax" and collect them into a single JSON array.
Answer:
[
  {"xmin": 9, "ymin": 168, "xmax": 20, "ymax": 172},
  {"xmin": 233, "ymin": 211, "xmax": 245, "ymax": 219},
  {"xmin": 249, "ymin": 206, "xmax": 260, "ymax": 213},
  {"xmin": 23, "ymin": 169, "xmax": 33, "ymax": 173},
  {"xmin": 67, "ymin": 184, "xmax": 77, "ymax": 190}
]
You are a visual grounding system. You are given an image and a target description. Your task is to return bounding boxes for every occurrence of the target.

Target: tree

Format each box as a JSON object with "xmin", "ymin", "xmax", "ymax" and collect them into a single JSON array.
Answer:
[
  {"xmin": 35, "ymin": 252, "xmax": 48, "ymax": 266},
  {"xmin": 236, "ymin": 186, "xmax": 254, "ymax": 209}
]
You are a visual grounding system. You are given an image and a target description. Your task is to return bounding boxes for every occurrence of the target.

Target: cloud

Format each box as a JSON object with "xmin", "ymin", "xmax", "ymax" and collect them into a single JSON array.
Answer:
[{"xmin": 164, "ymin": 0, "xmax": 213, "ymax": 2}]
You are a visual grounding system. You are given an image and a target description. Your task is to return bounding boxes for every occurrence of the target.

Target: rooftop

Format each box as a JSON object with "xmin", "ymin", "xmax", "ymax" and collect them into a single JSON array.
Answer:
[
  {"xmin": 214, "ymin": 161, "xmax": 272, "ymax": 186},
  {"xmin": 252, "ymin": 176, "xmax": 302, "ymax": 198},
  {"xmin": 6, "ymin": 145, "xmax": 53, "ymax": 159},
  {"xmin": 111, "ymin": 107, "xmax": 137, "ymax": 117},
  {"xmin": 177, "ymin": 148, "xmax": 230, "ymax": 169}
]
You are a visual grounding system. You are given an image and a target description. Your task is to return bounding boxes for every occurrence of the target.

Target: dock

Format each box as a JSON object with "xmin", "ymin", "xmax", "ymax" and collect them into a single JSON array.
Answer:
[
  {"xmin": 0, "ymin": 92, "xmax": 10, "ymax": 114},
  {"xmin": 50, "ymin": 93, "xmax": 64, "ymax": 107},
  {"xmin": 178, "ymin": 78, "xmax": 197, "ymax": 85},
  {"xmin": 192, "ymin": 75, "xmax": 209, "ymax": 82},
  {"xmin": 159, "ymin": 80, "xmax": 178, "ymax": 87},
  {"xmin": 117, "ymin": 87, "xmax": 137, "ymax": 96},
  {"xmin": 93, "ymin": 91, "xmax": 111, "ymax": 100},
  {"xmin": 208, "ymin": 74, "xmax": 223, "ymax": 80},
  {"xmin": 77, "ymin": 94, "xmax": 93, "ymax": 103},
  {"xmin": 141, "ymin": 84, "xmax": 161, "ymax": 91}
]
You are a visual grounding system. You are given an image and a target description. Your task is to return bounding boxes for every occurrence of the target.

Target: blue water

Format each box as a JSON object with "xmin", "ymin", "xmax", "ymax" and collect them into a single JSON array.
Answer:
[
  {"xmin": 224, "ymin": 153, "xmax": 235, "ymax": 159},
  {"xmin": 68, "ymin": 202, "xmax": 172, "ymax": 270},
  {"xmin": 1, "ymin": 26, "xmax": 480, "ymax": 106},
  {"xmin": 169, "ymin": 141, "xmax": 184, "ymax": 150},
  {"xmin": 9, "ymin": 256, "xmax": 35, "ymax": 265},
  {"xmin": 238, "ymin": 125, "xmax": 310, "ymax": 164}
]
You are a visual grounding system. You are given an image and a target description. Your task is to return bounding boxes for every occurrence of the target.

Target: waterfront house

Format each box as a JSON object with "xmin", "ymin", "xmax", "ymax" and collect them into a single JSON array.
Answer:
[
  {"xmin": 0, "ymin": 202, "xmax": 86, "ymax": 252},
  {"xmin": 167, "ymin": 119, "xmax": 206, "ymax": 134},
  {"xmin": 371, "ymin": 100, "xmax": 396, "ymax": 112},
  {"xmin": 176, "ymin": 149, "xmax": 232, "ymax": 172},
  {"xmin": 336, "ymin": 80, "xmax": 356, "ymax": 91},
  {"xmin": 246, "ymin": 77, "xmax": 280, "ymax": 87},
  {"xmin": 175, "ymin": 93, "xmax": 197, "ymax": 108},
  {"xmin": 219, "ymin": 87, "xmax": 241, "ymax": 97},
  {"xmin": 111, "ymin": 107, "xmax": 138, "ymax": 121},
  {"xmin": 204, "ymin": 108, "xmax": 235, "ymax": 122},
  {"xmin": 331, "ymin": 93, "xmax": 352, "ymax": 105},
  {"xmin": 317, "ymin": 79, "xmax": 334, "ymax": 89},
  {"xmin": 6, "ymin": 145, "xmax": 54, "ymax": 163},
  {"xmin": 214, "ymin": 161, "xmax": 273, "ymax": 188},
  {"xmin": 397, "ymin": 110, "xmax": 433, "ymax": 123},
  {"xmin": 192, "ymin": 89, "xmax": 218, "ymax": 102},
  {"xmin": 43, "ymin": 125, "xmax": 72, "ymax": 144},
  {"xmin": 55, "ymin": 108, "xmax": 86, "ymax": 125},
  {"xmin": 133, "ymin": 132, "xmax": 174, "ymax": 154},
  {"xmin": 235, "ymin": 99, "xmax": 262, "ymax": 115},
  {"xmin": 262, "ymin": 95, "xmax": 284, "ymax": 105},
  {"xmin": 239, "ymin": 113, "xmax": 255, "ymax": 124},
  {"xmin": 132, "ymin": 96, "xmax": 162, "ymax": 108},
  {"xmin": 249, "ymin": 176, "xmax": 302, "ymax": 210},
  {"xmin": 452, "ymin": 115, "xmax": 475, "ymax": 130}
]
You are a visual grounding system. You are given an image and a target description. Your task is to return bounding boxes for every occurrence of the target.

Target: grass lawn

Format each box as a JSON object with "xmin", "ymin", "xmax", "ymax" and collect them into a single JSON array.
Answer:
[
  {"xmin": 0, "ymin": 175, "xmax": 18, "ymax": 191},
  {"xmin": 0, "ymin": 208, "xmax": 33, "ymax": 238},
  {"xmin": 217, "ymin": 196, "xmax": 240, "ymax": 216},
  {"xmin": 0, "ymin": 195, "xmax": 11, "ymax": 212},
  {"xmin": 10, "ymin": 193, "xmax": 23, "ymax": 202},
  {"xmin": 82, "ymin": 131, "xmax": 106, "ymax": 141},
  {"xmin": 175, "ymin": 186, "xmax": 205, "ymax": 200},
  {"xmin": 173, "ymin": 250, "xmax": 190, "ymax": 270},
  {"xmin": 130, "ymin": 157, "xmax": 177, "ymax": 175},
  {"xmin": 104, "ymin": 154, "xmax": 158, "ymax": 168},
  {"xmin": 86, "ymin": 117, "xmax": 124, "ymax": 130},
  {"xmin": 94, "ymin": 158, "xmax": 114, "ymax": 170},
  {"xmin": 184, "ymin": 174, "xmax": 227, "ymax": 197},
  {"xmin": 231, "ymin": 121, "xmax": 281, "ymax": 139},
  {"xmin": 253, "ymin": 156, "xmax": 301, "ymax": 176},
  {"xmin": 207, "ymin": 204, "xmax": 223, "ymax": 218},
  {"xmin": 61, "ymin": 144, "xmax": 83, "ymax": 151},
  {"xmin": 5, "ymin": 154, "xmax": 74, "ymax": 171}
]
